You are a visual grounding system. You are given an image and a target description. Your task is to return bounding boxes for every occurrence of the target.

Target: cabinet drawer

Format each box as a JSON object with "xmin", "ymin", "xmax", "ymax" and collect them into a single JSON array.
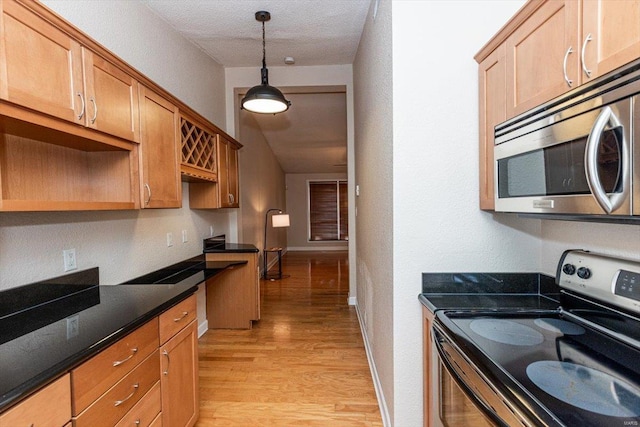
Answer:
[
  {"xmin": 74, "ymin": 350, "xmax": 160, "ymax": 427},
  {"xmin": 149, "ymin": 412, "xmax": 162, "ymax": 427},
  {"xmin": 115, "ymin": 381, "xmax": 161, "ymax": 427},
  {"xmin": 159, "ymin": 294, "xmax": 196, "ymax": 344},
  {"xmin": 0, "ymin": 374, "xmax": 70, "ymax": 427},
  {"xmin": 71, "ymin": 319, "xmax": 159, "ymax": 414}
]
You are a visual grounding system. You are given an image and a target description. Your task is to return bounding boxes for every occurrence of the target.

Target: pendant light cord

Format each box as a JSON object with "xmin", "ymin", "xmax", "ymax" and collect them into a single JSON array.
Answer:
[
  {"xmin": 262, "ymin": 20, "xmax": 266, "ymax": 70},
  {"xmin": 260, "ymin": 19, "xmax": 269, "ymax": 85}
]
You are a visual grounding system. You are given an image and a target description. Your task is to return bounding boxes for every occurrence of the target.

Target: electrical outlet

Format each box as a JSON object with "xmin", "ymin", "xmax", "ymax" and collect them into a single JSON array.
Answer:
[
  {"xmin": 66, "ymin": 315, "xmax": 79, "ymax": 339},
  {"xmin": 166, "ymin": 232, "xmax": 173, "ymax": 247},
  {"xmin": 182, "ymin": 229, "xmax": 188, "ymax": 243},
  {"xmin": 63, "ymin": 249, "xmax": 77, "ymax": 271},
  {"xmin": 209, "ymin": 225, "xmax": 214, "ymax": 237}
]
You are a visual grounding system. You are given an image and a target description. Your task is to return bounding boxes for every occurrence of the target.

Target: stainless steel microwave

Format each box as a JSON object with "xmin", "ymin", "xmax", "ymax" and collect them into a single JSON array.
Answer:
[{"xmin": 494, "ymin": 60, "xmax": 640, "ymax": 220}]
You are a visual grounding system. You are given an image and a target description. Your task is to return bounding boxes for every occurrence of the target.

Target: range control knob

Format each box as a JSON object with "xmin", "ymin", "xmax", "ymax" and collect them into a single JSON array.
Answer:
[
  {"xmin": 577, "ymin": 267, "xmax": 591, "ymax": 279},
  {"xmin": 562, "ymin": 264, "xmax": 576, "ymax": 275}
]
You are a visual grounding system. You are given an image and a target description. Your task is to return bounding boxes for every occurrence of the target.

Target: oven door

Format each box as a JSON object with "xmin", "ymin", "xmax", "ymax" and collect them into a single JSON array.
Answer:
[
  {"xmin": 494, "ymin": 99, "xmax": 632, "ymax": 216},
  {"xmin": 431, "ymin": 321, "xmax": 531, "ymax": 427}
]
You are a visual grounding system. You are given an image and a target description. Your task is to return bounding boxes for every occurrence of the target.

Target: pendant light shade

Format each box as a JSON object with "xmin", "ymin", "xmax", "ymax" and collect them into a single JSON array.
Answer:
[{"xmin": 241, "ymin": 11, "xmax": 291, "ymax": 114}]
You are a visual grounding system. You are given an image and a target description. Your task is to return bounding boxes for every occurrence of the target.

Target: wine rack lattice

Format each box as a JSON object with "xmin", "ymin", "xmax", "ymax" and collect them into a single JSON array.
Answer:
[{"xmin": 181, "ymin": 117, "xmax": 217, "ymax": 179}]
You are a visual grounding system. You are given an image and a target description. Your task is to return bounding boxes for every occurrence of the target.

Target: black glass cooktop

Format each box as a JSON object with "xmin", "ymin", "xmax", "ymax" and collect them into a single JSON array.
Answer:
[{"xmin": 437, "ymin": 311, "xmax": 640, "ymax": 426}]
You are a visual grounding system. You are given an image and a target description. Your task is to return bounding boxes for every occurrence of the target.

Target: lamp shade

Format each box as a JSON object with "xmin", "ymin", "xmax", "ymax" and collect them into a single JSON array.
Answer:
[
  {"xmin": 241, "ymin": 84, "xmax": 291, "ymax": 114},
  {"xmin": 271, "ymin": 214, "xmax": 290, "ymax": 228}
]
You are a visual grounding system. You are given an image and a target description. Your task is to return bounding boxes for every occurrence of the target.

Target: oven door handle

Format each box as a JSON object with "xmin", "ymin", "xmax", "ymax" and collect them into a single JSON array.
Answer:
[
  {"xmin": 585, "ymin": 106, "xmax": 630, "ymax": 214},
  {"xmin": 432, "ymin": 326, "xmax": 510, "ymax": 427}
]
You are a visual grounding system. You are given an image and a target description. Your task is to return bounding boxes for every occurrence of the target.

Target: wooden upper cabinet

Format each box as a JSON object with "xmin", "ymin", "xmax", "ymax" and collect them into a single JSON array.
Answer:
[
  {"xmin": 180, "ymin": 113, "xmax": 218, "ymax": 182},
  {"xmin": 217, "ymin": 137, "xmax": 239, "ymax": 208},
  {"xmin": 139, "ymin": 85, "xmax": 181, "ymax": 208},
  {"xmin": 582, "ymin": 0, "xmax": 640, "ymax": 81},
  {"xmin": 0, "ymin": 1, "xmax": 140, "ymax": 143},
  {"xmin": 506, "ymin": 0, "xmax": 580, "ymax": 117},
  {"xmin": 0, "ymin": 0, "xmax": 84, "ymax": 124},
  {"xmin": 478, "ymin": 44, "xmax": 507, "ymax": 211},
  {"xmin": 82, "ymin": 49, "xmax": 140, "ymax": 142}
]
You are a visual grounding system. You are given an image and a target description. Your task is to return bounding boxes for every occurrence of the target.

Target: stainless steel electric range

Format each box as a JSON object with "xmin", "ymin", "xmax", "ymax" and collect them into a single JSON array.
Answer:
[{"xmin": 433, "ymin": 250, "xmax": 640, "ymax": 427}]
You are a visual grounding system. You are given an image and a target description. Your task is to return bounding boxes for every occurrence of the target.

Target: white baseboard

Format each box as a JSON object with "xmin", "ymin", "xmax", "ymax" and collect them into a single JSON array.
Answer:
[
  {"xmin": 348, "ymin": 296, "xmax": 357, "ymax": 305},
  {"xmin": 355, "ymin": 303, "xmax": 391, "ymax": 427},
  {"xmin": 198, "ymin": 320, "xmax": 209, "ymax": 338}
]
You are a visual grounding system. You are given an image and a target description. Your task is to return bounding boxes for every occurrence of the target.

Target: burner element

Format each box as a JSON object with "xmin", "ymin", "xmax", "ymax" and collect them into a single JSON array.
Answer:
[
  {"xmin": 527, "ymin": 361, "xmax": 640, "ymax": 417},
  {"xmin": 470, "ymin": 319, "xmax": 544, "ymax": 346},
  {"xmin": 534, "ymin": 318, "xmax": 586, "ymax": 335}
]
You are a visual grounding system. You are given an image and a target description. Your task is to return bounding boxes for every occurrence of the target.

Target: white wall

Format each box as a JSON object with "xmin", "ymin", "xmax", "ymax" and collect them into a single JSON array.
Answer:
[
  {"xmin": 540, "ymin": 221, "xmax": 640, "ymax": 272},
  {"xmin": 353, "ymin": 1, "xmax": 540, "ymax": 425},
  {"xmin": 226, "ymin": 65, "xmax": 357, "ymax": 300},
  {"xmin": 285, "ymin": 173, "xmax": 349, "ymax": 251},
  {"xmin": 2, "ymin": 0, "xmax": 230, "ymax": 335}
]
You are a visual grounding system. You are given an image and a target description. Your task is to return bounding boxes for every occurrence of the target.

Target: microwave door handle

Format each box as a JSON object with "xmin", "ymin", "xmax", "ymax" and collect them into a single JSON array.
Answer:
[{"xmin": 585, "ymin": 106, "xmax": 629, "ymax": 213}]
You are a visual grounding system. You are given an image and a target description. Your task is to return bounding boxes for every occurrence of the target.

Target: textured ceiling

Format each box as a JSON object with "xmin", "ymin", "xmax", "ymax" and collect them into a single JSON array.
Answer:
[
  {"xmin": 249, "ymin": 91, "xmax": 348, "ymax": 174},
  {"xmin": 143, "ymin": 0, "xmax": 370, "ymax": 173},
  {"xmin": 142, "ymin": 0, "xmax": 370, "ymax": 67}
]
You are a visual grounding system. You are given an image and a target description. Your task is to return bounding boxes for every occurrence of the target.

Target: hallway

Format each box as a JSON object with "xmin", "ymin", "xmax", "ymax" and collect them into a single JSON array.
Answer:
[{"xmin": 196, "ymin": 251, "xmax": 383, "ymax": 426}]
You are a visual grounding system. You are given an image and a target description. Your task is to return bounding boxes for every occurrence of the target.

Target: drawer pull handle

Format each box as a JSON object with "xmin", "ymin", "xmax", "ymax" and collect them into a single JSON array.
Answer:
[
  {"xmin": 163, "ymin": 349, "xmax": 170, "ymax": 375},
  {"xmin": 112, "ymin": 348, "xmax": 138, "ymax": 366},
  {"xmin": 173, "ymin": 311, "xmax": 189, "ymax": 322},
  {"xmin": 135, "ymin": 420, "xmax": 141, "ymax": 426},
  {"xmin": 114, "ymin": 383, "xmax": 139, "ymax": 407}
]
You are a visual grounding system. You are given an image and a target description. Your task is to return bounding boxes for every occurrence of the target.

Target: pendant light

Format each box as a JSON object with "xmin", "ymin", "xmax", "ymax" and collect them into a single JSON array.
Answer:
[{"xmin": 241, "ymin": 11, "xmax": 291, "ymax": 114}]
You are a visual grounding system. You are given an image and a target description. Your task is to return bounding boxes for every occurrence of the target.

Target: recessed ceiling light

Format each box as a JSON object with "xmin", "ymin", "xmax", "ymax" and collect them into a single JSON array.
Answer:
[{"xmin": 284, "ymin": 56, "xmax": 295, "ymax": 65}]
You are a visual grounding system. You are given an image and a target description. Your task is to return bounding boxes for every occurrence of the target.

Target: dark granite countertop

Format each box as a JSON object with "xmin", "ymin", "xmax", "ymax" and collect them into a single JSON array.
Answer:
[
  {"xmin": 419, "ymin": 272, "xmax": 561, "ymax": 313},
  {"xmin": 0, "ymin": 255, "xmax": 246, "ymax": 412},
  {"xmin": 202, "ymin": 236, "xmax": 259, "ymax": 253}
]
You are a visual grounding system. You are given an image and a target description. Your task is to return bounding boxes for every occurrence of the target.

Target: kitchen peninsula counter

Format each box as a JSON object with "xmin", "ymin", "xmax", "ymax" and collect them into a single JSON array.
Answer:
[{"xmin": 0, "ymin": 255, "xmax": 245, "ymax": 412}]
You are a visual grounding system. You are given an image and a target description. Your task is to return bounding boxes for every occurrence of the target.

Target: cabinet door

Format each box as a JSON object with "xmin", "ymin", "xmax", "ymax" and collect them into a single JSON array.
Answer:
[
  {"xmin": 506, "ymin": 0, "xmax": 580, "ymax": 117},
  {"xmin": 0, "ymin": 1, "xmax": 84, "ymax": 124},
  {"xmin": 227, "ymin": 144, "xmax": 239, "ymax": 207},
  {"xmin": 160, "ymin": 321, "xmax": 199, "ymax": 427},
  {"xmin": 478, "ymin": 44, "xmax": 506, "ymax": 211},
  {"xmin": 83, "ymin": 49, "xmax": 140, "ymax": 142},
  {"xmin": 139, "ymin": 86, "xmax": 181, "ymax": 208},
  {"xmin": 582, "ymin": 0, "xmax": 640, "ymax": 80},
  {"xmin": 216, "ymin": 136, "xmax": 230, "ymax": 207}
]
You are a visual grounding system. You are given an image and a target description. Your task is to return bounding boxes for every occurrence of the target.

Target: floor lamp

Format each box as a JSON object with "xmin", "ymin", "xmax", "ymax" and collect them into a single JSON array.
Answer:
[{"xmin": 263, "ymin": 209, "xmax": 290, "ymax": 279}]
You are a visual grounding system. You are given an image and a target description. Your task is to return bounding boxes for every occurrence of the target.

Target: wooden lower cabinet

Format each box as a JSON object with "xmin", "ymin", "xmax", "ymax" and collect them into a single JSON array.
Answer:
[
  {"xmin": 115, "ymin": 382, "xmax": 161, "ymax": 427},
  {"xmin": 71, "ymin": 319, "xmax": 159, "ymax": 414},
  {"xmin": 0, "ymin": 295, "xmax": 203, "ymax": 427},
  {"xmin": 423, "ymin": 306, "xmax": 434, "ymax": 427},
  {"xmin": 205, "ymin": 252, "xmax": 260, "ymax": 329},
  {"xmin": 74, "ymin": 351, "xmax": 159, "ymax": 427},
  {"xmin": 149, "ymin": 413, "xmax": 163, "ymax": 427},
  {"xmin": 160, "ymin": 320, "xmax": 199, "ymax": 427},
  {"xmin": 0, "ymin": 374, "xmax": 71, "ymax": 427}
]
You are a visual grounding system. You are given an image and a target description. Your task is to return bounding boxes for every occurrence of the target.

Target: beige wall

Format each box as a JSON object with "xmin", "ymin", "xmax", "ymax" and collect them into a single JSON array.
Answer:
[
  {"xmin": 226, "ymin": 65, "xmax": 357, "ymax": 299},
  {"xmin": 2, "ymin": 0, "xmax": 229, "ymax": 336},
  {"xmin": 353, "ymin": 0, "xmax": 394, "ymax": 423},
  {"xmin": 237, "ymin": 112, "xmax": 288, "ymax": 274},
  {"xmin": 285, "ymin": 173, "xmax": 349, "ymax": 251}
]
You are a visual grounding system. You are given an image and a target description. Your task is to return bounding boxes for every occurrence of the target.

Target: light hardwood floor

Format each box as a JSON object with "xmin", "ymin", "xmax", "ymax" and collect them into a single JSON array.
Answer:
[{"xmin": 196, "ymin": 251, "xmax": 383, "ymax": 426}]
